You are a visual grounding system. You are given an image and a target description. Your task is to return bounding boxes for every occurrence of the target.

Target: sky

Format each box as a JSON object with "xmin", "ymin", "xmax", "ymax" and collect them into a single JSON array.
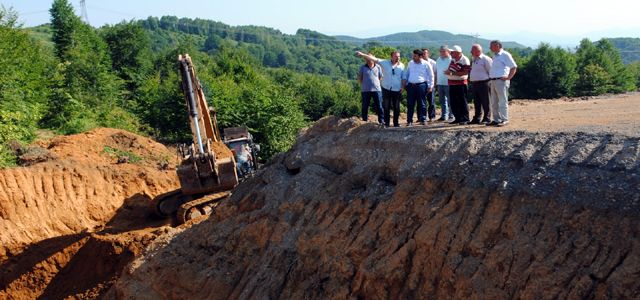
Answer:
[{"xmin": 3, "ymin": 0, "xmax": 640, "ymax": 47}]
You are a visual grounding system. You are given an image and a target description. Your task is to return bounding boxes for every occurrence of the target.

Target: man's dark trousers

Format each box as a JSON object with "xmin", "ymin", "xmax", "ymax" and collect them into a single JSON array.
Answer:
[
  {"xmin": 406, "ymin": 82, "xmax": 427, "ymax": 124},
  {"xmin": 471, "ymin": 80, "xmax": 490, "ymax": 122},
  {"xmin": 449, "ymin": 84, "xmax": 470, "ymax": 123},
  {"xmin": 361, "ymin": 91, "xmax": 385, "ymax": 124},
  {"xmin": 382, "ymin": 88, "xmax": 402, "ymax": 127}
]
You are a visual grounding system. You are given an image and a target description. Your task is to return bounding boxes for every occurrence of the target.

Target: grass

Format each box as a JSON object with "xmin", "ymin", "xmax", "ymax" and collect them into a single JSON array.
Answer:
[{"xmin": 103, "ymin": 146, "xmax": 143, "ymax": 163}]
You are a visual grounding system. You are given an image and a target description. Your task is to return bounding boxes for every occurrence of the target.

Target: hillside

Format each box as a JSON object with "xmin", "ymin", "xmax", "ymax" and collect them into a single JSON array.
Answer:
[
  {"xmin": 136, "ymin": 16, "xmax": 362, "ymax": 79},
  {"xmin": 608, "ymin": 37, "xmax": 640, "ymax": 64},
  {"xmin": 335, "ymin": 30, "xmax": 526, "ymax": 51}
]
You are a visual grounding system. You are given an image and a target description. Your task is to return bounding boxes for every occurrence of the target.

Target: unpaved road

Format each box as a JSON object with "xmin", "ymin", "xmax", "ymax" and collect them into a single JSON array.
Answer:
[{"xmin": 389, "ymin": 92, "xmax": 640, "ymax": 137}]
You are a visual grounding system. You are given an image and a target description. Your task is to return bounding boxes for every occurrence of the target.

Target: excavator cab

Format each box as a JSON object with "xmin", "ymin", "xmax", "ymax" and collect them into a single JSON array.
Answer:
[
  {"xmin": 152, "ymin": 54, "xmax": 239, "ymax": 223},
  {"xmin": 223, "ymin": 126, "xmax": 260, "ymax": 180}
]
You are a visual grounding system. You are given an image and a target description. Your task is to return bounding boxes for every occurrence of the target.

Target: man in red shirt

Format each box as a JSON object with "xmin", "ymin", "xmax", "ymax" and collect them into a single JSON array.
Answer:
[{"xmin": 444, "ymin": 45, "xmax": 471, "ymax": 125}]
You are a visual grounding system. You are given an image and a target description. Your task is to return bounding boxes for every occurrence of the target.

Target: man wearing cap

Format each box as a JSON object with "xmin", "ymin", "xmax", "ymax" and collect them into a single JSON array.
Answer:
[
  {"xmin": 356, "ymin": 50, "xmax": 405, "ymax": 127},
  {"xmin": 402, "ymin": 49, "xmax": 434, "ymax": 126},
  {"xmin": 445, "ymin": 45, "xmax": 471, "ymax": 125},
  {"xmin": 487, "ymin": 40, "xmax": 517, "ymax": 126},
  {"xmin": 422, "ymin": 48, "xmax": 438, "ymax": 122},
  {"xmin": 435, "ymin": 45, "xmax": 453, "ymax": 121},
  {"xmin": 469, "ymin": 44, "xmax": 493, "ymax": 124},
  {"xmin": 357, "ymin": 52, "xmax": 385, "ymax": 126}
]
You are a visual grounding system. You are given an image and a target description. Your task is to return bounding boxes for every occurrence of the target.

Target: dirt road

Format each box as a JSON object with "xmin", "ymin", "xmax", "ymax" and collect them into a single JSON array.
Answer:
[{"xmin": 389, "ymin": 92, "xmax": 640, "ymax": 137}]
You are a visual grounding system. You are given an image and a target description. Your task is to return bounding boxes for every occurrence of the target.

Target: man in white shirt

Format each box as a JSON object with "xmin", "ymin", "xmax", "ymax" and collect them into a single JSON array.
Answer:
[
  {"xmin": 422, "ymin": 48, "xmax": 438, "ymax": 121},
  {"xmin": 435, "ymin": 45, "xmax": 453, "ymax": 121},
  {"xmin": 402, "ymin": 49, "xmax": 434, "ymax": 126},
  {"xmin": 469, "ymin": 44, "xmax": 493, "ymax": 124},
  {"xmin": 487, "ymin": 40, "xmax": 517, "ymax": 127},
  {"xmin": 356, "ymin": 50, "xmax": 405, "ymax": 127}
]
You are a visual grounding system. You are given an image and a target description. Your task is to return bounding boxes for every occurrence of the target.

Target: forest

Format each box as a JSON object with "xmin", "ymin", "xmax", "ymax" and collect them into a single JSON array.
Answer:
[{"xmin": 1, "ymin": 0, "xmax": 639, "ymax": 167}]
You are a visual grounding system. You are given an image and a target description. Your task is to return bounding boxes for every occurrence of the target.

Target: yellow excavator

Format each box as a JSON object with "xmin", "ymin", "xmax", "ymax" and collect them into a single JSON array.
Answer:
[{"xmin": 152, "ymin": 54, "xmax": 239, "ymax": 223}]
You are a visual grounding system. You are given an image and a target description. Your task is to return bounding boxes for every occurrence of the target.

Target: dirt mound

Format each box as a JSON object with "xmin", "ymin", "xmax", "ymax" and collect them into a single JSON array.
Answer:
[
  {"xmin": 111, "ymin": 117, "xmax": 640, "ymax": 299},
  {"xmin": 0, "ymin": 128, "xmax": 180, "ymax": 299}
]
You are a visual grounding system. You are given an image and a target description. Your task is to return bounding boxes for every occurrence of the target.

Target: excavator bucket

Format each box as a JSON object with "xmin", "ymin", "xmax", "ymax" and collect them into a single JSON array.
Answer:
[{"xmin": 177, "ymin": 153, "xmax": 238, "ymax": 195}]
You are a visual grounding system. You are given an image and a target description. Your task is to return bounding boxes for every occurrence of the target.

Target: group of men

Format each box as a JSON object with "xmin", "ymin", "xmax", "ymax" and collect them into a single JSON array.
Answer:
[{"xmin": 355, "ymin": 40, "xmax": 517, "ymax": 127}]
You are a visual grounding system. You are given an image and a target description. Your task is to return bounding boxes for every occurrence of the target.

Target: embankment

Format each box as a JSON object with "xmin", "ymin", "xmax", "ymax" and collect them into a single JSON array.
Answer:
[{"xmin": 111, "ymin": 117, "xmax": 640, "ymax": 299}]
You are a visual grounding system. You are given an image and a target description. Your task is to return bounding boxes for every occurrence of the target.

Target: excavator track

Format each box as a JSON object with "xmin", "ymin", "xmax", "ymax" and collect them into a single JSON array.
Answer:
[{"xmin": 176, "ymin": 191, "xmax": 231, "ymax": 223}]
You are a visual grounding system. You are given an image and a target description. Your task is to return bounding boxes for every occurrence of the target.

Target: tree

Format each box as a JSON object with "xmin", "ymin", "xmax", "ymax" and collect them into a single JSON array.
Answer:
[
  {"xmin": 134, "ymin": 43, "xmax": 198, "ymax": 141},
  {"xmin": 628, "ymin": 62, "xmax": 640, "ymax": 89},
  {"xmin": 44, "ymin": 0, "xmax": 139, "ymax": 134},
  {"xmin": 0, "ymin": 7, "xmax": 54, "ymax": 166},
  {"xmin": 49, "ymin": 0, "xmax": 80, "ymax": 60},
  {"xmin": 594, "ymin": 39, "xmax": 635, "ymax": 93},
  {"xmin": 205, "ymin": 47, "xmax": 307, "ymax": 158},
  {"xmin": 101, "ymin": 21, "xmax": 152, "ymax": 89},
  {"xmin": 514, "ymin": 43, "xmax": 577, "ymax": 99},
  {"xmin": 575, "ymin": 38, "xmax": 635, "ymax": 95}
]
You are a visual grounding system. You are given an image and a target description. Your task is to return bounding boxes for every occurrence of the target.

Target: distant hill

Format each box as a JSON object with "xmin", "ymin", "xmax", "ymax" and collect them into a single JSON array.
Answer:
[
  {"xmin": 607, "ymin": 38, "xmax": 640, "ymax": 64},
  {"xmin": 134, "ymin": 16, "xmax": 363, "ymax": 79},
  {"xmin": 335, "ymin": 30, "xmax": 526, "ymax": 51},
  {"xmin": 25, "ymin": 24, "xmax": 54, "ymax": 49}
]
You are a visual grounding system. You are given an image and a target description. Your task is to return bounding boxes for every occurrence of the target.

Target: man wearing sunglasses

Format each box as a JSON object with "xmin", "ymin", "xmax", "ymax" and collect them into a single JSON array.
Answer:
[{"xmin": 356, "ymin": 50, "xmax": 405, "ymax": 127}]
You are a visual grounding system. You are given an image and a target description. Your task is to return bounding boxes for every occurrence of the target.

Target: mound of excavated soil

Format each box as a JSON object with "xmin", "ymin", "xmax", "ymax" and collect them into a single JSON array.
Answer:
[
  {"xmin": 0, "ymin": 128, "xmax": 180, "ymax": 299},
  {"xmin": 111, "ymin": 116, "xmax": 640, "ymax": 299}
]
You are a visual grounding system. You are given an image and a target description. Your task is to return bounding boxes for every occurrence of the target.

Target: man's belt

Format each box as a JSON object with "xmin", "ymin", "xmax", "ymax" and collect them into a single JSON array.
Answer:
[
  {"xmin": 408, "ymin": 81, "xmax": 427, "ymax": 85},
  {"xmin": 382, "ymin": 87, "xmax": 401, "ymax": 92}
]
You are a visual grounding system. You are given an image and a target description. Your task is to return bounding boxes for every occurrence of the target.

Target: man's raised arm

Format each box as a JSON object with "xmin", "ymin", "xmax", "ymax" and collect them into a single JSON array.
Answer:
[{"xmin": 355, "ymin": 51, "xmax": 380, "ymax": 63}]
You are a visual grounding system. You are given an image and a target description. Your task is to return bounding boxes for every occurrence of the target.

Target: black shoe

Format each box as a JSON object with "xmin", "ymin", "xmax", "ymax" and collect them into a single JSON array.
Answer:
[
  {"xmin": 481, "ymin": 119, "xmax": 491, "ymax": 124},
  {"xmin": 486, "ymin": 121, "xmax": 500, "ymax": 126},
  {"xmin": 394, "ymin": 124, "xmax": 400, "ymax": 128},
  {"xmin": 496, "ymin": 121, "xmax": 509, "ymax": 127},
  {"xmin": 469, "ymin": 119, "xmax": 481, "ymax": 125},
  {"xmin": 458, "ymin": 121, "xmax": 469, "ymax": 125}
]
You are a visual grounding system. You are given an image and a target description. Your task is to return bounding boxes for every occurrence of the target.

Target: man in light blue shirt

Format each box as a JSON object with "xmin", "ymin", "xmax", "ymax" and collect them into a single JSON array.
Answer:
[
  {"xmin": 356, "ymin": 50, "xmax": 404, "ymax": 127},
  {"xmin": 357, "ymin": 54, "xmax": 385, "ymax": 125},
  {"xmin": 487, "ymin": 40, "xmax": 518, "ymax": 127},
  {"xmin": 435, "ymin": 45, "xmax": 454, "ymax": 121}
]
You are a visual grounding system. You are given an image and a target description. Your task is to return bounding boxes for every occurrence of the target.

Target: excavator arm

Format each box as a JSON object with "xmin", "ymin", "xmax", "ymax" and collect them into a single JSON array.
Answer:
[
  {"xmin": 151, "ymin": 54, "xmax": 238, "ymax": 224},
  {"xmin": 176, "ymin": 54, "xmax": 238, "ymax": 195}
]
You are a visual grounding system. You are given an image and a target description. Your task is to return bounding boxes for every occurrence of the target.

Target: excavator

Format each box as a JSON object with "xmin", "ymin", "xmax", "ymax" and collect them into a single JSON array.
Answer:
[{"xmin": 152, "ymin": 54, "xmax": 239, "ymax": 223}]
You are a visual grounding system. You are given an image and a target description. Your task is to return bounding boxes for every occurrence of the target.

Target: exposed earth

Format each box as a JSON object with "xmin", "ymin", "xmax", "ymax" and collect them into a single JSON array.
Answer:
[{"xmin": 1, "ymin": 93, "xmax": 639, "ymax": 299}]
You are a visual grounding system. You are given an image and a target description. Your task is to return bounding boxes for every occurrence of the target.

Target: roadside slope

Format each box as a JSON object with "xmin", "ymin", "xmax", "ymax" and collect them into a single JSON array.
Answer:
[{"xmin": 111, "ymin": 117, "xmax": 640, "ymax": 299}]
